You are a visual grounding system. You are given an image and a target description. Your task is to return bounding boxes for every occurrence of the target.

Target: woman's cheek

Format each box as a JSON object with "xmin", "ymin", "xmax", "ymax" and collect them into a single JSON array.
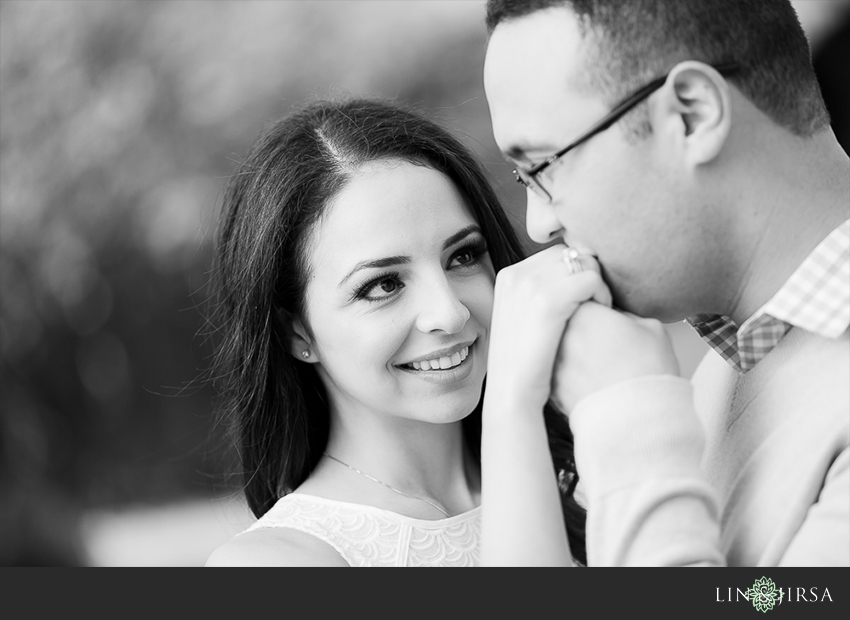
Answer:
[{"xmin": 471, "ymin": 273, "xmax": 496, "ymax": 330}]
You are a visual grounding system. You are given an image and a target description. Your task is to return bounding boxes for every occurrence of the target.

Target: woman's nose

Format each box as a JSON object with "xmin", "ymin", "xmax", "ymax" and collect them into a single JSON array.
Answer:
[
  {"xmin": 525, "ymin": 189, "xmax": 565, "ymax": 244},
  {"xmin": 414, "ymin": 276, "xmax": 470, "ymax": 334}
]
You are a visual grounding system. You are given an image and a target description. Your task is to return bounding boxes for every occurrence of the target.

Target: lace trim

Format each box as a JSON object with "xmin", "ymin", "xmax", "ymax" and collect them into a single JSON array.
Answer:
[{"xmin": 242, "ymin": 493, "xmax": 481, "ymax": 567}]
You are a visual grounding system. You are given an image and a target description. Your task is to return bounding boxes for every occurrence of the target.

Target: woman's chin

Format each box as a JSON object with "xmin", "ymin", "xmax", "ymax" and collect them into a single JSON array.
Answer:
[{"xmin": 418, "ymin": 388, "xmax": 484, "ymax": 425}]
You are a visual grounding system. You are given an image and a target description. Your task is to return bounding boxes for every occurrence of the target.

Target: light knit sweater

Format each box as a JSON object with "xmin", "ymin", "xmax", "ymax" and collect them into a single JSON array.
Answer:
[{"xmin": 571, "ymin": 326, "xmax": 849, "ymax": 566}]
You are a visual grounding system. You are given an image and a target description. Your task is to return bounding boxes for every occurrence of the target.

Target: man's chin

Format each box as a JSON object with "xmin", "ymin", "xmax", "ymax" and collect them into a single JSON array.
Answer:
[{"xmin": 609, "ymin": 287, "xmax": 683, "ymax": 323}]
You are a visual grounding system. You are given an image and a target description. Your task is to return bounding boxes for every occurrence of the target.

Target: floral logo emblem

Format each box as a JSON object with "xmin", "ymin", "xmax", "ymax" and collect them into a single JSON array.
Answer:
[{"xmin": 747, "ymin": 577, "xmax": 784, "ymax": 613}]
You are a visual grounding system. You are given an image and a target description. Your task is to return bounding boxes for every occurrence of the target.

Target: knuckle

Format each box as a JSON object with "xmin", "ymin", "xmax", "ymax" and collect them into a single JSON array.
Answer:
[
  {"xmin": 494, "ymin": 268, "xmax": 517, "ymax": 291},
  {"xmin": 643, "ymin": 318, "xmax": 666, "ymax": 334}
]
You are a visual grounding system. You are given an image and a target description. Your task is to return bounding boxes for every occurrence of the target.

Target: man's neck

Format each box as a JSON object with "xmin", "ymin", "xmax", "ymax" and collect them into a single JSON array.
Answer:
[{"xmin": 724, "ymin": 130, "xmax": 849, "ymax": 327}]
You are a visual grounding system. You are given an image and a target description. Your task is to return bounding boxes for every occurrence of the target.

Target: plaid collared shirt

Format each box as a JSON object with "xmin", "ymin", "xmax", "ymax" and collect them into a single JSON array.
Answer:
[{"xmin": 687, "ymin": 219, "xmax": 850, "ymax": 374}]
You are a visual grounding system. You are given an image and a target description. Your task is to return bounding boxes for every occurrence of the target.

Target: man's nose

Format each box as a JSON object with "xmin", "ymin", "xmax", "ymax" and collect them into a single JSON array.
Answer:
[{"xmin": 525, "ymin": 189, "xmax": 565, "ymax": 244}]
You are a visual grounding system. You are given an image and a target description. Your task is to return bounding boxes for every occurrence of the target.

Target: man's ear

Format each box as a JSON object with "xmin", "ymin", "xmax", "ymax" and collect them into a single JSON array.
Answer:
[
  {"xmin": 653, "ymin": 61, "xmax": 733, "ymax": 166},
  {"xmin": 278, "ymin": 308, "xmax": 319, "ymax": 364}
]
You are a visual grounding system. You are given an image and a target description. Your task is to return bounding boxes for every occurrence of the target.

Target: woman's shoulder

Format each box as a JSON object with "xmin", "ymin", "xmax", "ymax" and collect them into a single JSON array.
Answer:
[{"xmin": 205, "ymin": 526, "xmax": 349, "ymax": 567}]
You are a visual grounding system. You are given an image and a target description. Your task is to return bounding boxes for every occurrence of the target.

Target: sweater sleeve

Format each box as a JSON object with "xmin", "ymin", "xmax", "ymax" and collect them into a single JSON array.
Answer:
[{"xmin": 570, "ymin": 375, "xmax": 726, "ymax": 566}]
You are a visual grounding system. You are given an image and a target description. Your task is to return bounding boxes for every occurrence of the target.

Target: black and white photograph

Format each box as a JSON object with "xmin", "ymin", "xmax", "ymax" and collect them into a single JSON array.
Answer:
[{"xmin": 1, "ymin": 0, "xmax": 848, "ymax": 585}]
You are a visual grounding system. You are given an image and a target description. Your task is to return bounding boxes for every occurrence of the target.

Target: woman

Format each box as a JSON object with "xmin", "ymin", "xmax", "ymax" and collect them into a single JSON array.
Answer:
[{"xmin": 204, "ymin": 98, "xmax": 592, "ymax": 567}]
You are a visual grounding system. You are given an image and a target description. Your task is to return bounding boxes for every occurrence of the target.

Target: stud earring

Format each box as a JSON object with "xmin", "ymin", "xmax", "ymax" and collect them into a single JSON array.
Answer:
[{"xmin": 301, "ymin": 350, "xmax": 311, "ymax": 359}]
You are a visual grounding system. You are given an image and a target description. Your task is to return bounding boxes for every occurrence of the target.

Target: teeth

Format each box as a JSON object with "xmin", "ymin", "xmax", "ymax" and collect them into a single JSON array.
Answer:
[{"xmin": 408, "ymin": 346, "xmax": 471, "ymax": 371}]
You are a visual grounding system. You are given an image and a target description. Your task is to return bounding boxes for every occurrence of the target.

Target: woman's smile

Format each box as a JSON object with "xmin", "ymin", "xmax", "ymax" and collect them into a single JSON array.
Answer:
[{"xmin": 396, "ymin": 340, "xmax": 477, "ymax": 384}]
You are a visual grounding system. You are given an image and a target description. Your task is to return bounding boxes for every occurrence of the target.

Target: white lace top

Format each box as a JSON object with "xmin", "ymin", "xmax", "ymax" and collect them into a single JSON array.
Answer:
[{"xmin": 240, "ymin": 493, "xmax": 481, "ymax": 567}]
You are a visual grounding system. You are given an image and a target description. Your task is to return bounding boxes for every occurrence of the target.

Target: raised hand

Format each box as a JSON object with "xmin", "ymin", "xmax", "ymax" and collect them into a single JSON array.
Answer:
[
  {"xmin": 481, "ymin": 243, "xmax": 611, "ymax": 566},
  {"xmin": 486, "ymin": 244, "xmax": 612, "ymax": 411}
]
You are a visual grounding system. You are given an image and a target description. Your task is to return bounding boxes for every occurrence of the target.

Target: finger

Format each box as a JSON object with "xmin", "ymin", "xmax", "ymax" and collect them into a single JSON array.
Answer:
[
  {"xmin": 620, "ymin": 310, "xmax": 662, "ymax": 325},
  {"xmin": 565, "ymin": 250, "xmax": 594, "ymax": 274},
  {"xmin": 591, "ymin": 281, "xmax": 613, "ymax": 308},
  {"xmin": 553, "ymin": 270, "xmax": 610, "ymax": 318},
  {"xmin": 564, "ymin": 251, "xmax": 612, "ymax": 307},
  {"xmin": 566, "ymin": 251, "xmax": 603, "ymax": 276},
  {"xmin": 562, "ymin": 247, "xmax": 584, "ymax": 275}
]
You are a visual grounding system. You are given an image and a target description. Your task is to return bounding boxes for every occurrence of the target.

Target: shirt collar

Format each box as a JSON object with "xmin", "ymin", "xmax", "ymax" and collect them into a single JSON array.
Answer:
[{"xmin": 688, "ymin": 219, "xmax": 849, "ymax": 373}]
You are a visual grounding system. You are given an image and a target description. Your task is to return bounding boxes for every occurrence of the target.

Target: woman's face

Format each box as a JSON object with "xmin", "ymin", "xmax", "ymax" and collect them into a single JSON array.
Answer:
[{"xmin": 299, "ymin": 159, "xmax": 494, "ymax": 427}]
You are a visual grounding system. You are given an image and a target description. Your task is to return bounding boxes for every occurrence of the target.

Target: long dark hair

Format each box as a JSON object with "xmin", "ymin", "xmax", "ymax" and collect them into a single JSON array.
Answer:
[{"xmin": 208, "ymin": 98, "xmax": 587, "ymax": 564}]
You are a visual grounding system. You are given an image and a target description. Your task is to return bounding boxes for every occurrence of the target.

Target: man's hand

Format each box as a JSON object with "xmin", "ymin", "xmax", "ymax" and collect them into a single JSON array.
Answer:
[{"xmin": 551, "ymin": 302, "xmax": 681, "ymax": 414}]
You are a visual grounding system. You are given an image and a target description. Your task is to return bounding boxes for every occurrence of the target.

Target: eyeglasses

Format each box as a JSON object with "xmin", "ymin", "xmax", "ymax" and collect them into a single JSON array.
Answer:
[{"xmin": 512, "ymin": 61, "xmax": 741, "ymax": 201}]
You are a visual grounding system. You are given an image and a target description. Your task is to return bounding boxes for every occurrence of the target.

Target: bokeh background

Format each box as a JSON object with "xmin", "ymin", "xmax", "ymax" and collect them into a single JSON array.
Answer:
[{"xmin": 2, "ymin": 0, "xmax": 848, "ymax": 567}]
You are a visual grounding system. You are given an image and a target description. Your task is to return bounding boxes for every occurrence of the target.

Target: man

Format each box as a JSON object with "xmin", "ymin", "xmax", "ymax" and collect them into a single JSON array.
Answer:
[{"xmin": 482, "ymin": 0, "xmax": 849, "ymax": 566}]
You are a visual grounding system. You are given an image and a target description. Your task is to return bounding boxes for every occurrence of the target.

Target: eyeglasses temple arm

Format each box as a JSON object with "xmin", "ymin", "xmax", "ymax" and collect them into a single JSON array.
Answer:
[{"xmin": 528, "ymin": 61, "xmax": 741, "ymax": 174}]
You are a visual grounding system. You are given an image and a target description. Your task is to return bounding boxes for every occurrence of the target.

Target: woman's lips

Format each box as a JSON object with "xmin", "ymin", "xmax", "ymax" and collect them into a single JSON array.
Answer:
[{"xmin": 396, "ymin": 343, "xmax": 476, "ymax": 385}]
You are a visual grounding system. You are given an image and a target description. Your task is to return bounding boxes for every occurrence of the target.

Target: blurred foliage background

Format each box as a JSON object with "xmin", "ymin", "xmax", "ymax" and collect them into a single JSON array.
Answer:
[{"xmin": 1, "ymin": 0, "xmax": 848, "ymax": 566}]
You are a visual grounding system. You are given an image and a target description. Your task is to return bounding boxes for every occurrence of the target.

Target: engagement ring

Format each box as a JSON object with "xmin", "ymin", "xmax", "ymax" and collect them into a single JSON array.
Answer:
[{"xmin": 563, "ymin": 247, "xmax": 583, "ymax": 274}]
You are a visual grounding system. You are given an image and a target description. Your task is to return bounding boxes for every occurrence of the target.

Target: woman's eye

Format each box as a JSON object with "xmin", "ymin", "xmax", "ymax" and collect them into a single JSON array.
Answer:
[
  {"xmin": 353, "ymin": 273, "xmax": 404, "ymax": 302},
  {"xmin": 454, "ymin": 249, "xmax": 474, "ymax": 265},
  {"xmin": 449, "ymin": 240, "xmax": 487, "ymax": 269},
  {"xmin": 377, "ymin": 279, "xmax": 398, "ymax": 293}
]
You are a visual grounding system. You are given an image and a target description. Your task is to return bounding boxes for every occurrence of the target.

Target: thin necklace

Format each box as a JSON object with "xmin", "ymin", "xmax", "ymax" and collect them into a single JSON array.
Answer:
[{"xmin": 322, "ymin": 452, "xmax": 450, "ymax": 518}]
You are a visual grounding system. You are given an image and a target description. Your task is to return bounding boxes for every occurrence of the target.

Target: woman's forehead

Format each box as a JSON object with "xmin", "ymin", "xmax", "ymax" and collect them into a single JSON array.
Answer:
[{"xmin": 307, "ymin": 161, "xmax": 477, "ymax": 270}]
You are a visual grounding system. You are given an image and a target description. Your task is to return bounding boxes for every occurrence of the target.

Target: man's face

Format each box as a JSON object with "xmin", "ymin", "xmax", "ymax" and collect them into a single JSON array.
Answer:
[{"xmin": 484, "ymin": 7, "xmax": 712, "ymax": 321}]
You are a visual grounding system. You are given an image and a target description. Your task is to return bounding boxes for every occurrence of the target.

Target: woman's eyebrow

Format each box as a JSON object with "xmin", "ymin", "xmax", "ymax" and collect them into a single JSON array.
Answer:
[
  {"xmin": 339, "ymin": 256, "xmax": 410, "ymax": 287},
  {"xmin": 443, "ymin": 225, "xmax": 482, "ymax": 250},
  {"xmin": 339, "ymin": 225, "xmax": 483, "ymax": 287}
]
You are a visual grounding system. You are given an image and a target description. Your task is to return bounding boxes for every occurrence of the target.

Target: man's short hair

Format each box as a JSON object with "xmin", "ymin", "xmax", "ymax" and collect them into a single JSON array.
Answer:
[{"xmin": 485, "ymin": 0, "xmax": 830, "ymax": 138}]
